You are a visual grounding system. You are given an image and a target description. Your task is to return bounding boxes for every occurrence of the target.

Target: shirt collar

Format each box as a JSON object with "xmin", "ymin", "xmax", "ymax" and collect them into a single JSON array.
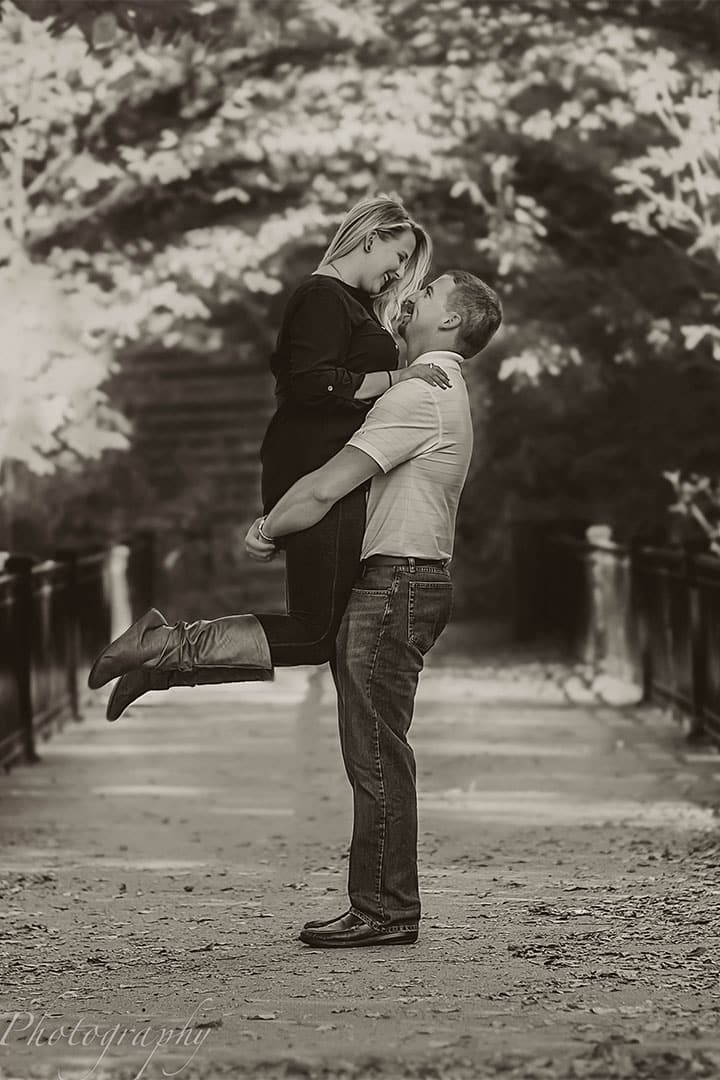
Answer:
[{"xmin": 409, "ymin": 350, "xmax": 464, "ymax": 368}]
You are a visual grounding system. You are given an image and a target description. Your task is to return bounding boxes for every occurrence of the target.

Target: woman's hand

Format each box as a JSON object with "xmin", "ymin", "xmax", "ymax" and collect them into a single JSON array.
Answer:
[
  {"xmin": 397, "ymin": 363, "xmax": 451, "ymax": 390},
  {"xmin": 244, "ymin": 517, "xmax": 277, "ymax": 562}
]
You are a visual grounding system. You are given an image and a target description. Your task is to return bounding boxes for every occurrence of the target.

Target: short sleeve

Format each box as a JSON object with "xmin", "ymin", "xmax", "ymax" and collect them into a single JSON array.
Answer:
[
  {"xmin": 346, "ymin": 380, "xmax": 441, "ymax": 472},
  {"xmin": 284, "ymin": 285, "xmax": 366, "ymax": 408}
]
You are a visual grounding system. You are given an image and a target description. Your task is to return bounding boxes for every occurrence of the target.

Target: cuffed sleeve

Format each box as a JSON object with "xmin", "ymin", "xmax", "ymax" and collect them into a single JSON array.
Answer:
[
  {"xmin": 346, "ymin": 380, "xmax": 442, "ymax": 473},
  {"xmin": 284, "ymin": 285, "xmax": 367, "ymax": 409}
]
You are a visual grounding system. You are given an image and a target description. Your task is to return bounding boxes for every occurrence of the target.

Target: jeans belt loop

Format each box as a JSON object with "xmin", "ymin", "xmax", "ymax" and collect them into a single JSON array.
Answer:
[{"xmin": 408, "ymin": 556, "xmax": 415, "ymax": 573}]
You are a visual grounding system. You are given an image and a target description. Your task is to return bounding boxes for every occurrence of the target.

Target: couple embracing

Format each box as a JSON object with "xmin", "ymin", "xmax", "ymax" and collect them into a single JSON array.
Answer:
[{"xmin": 89, "ymin": 195, "xmax": 502, "ymax": 949}]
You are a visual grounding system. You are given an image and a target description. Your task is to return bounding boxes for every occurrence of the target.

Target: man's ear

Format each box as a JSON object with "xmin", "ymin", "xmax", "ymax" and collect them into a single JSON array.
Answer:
[{"xmin": 441, "ymin": 311, "xmax": 461, "ymax": 330}]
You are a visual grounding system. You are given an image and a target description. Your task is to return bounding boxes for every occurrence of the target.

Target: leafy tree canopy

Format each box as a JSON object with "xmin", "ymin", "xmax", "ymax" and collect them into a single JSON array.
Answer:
[
  {"xmin": 1, "ymin": 0, "xmax": 719, "ymax": 584},
  {"xmin": 1, "ymin": 0, "xmax": 200, "ymax": 49}
]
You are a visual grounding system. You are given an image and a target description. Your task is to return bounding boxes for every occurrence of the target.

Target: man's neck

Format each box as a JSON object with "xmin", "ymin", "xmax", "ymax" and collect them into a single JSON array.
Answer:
[{"xmin": 406, "ymin": 340, "xmax": 462, "ymax": 364}]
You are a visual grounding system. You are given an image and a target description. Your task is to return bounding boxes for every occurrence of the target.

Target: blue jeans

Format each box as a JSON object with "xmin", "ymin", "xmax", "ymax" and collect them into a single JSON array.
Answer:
[{"xmin": 330, "ymin": 561, "xmax": 453, "ymax": 931}]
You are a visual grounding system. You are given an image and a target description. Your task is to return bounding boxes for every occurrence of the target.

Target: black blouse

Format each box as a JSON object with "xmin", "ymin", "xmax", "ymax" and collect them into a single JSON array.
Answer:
[{"xmin": 260, "ymin": 275, "xmax": 399, "ymax": 512}]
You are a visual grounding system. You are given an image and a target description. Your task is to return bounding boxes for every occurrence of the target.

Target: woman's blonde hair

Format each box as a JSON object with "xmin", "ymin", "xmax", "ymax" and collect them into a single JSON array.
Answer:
[{"xmin": 320, "ymin": 194, "xmax": 432, "ymax": 335}]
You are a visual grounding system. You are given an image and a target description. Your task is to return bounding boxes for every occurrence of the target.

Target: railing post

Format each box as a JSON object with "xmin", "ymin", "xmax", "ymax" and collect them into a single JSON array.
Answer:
[
  {"xmin": 106, "ymin": 544, "xmax": 132, "ymax": 640},
  {"xmin": 54, "ymin": 549, "xmax": 81, "ymax": 723},
  {"xmin": 74, "ymin": 549, "xmax": 112, "ymax": 701},
  {"xmin": 687, "ymin": 552, "xmax": 706, "ymax": 740},
  {"xmin": 629, "ymin": 541, "xmax": 651, "ymax": 703},
  {"xmin": 5, "ymin": 555, "xmax": 39, "ymax": 764},
  {"xmin": 584, "ymin": 525, "xmax": 614, "ymax": 668}
]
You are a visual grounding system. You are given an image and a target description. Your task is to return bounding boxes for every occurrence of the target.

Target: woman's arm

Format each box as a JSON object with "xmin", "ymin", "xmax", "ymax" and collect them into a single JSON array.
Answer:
[
  {"xmin": 353, "ymin": 370, "xmax": 396, "ymax": 400},
  {"xmin": 285, "ymin": 284, "xmax": 451, "ymax": 407},
  {"xmin": 353, "ymin": 365, "xmax": 451, "ymax": 400}
]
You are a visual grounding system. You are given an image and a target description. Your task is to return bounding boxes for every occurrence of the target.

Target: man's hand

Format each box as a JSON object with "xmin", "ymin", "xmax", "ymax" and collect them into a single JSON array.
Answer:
[{"xmin": 244, "ymin": 517, "xmax": 277, "ymax": 562}]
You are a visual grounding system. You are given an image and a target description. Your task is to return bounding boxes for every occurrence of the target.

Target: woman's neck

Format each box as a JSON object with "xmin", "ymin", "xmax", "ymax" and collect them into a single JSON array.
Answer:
[{"xmin": 315, "ymin": 254, "xmax": 362, "ymax": 288}]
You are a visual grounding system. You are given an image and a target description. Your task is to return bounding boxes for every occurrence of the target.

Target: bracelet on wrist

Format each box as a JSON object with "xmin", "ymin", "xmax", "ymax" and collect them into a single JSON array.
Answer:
[{"xmin": 257, "ymin": 517, "xmax": 275, "ymax": 544}]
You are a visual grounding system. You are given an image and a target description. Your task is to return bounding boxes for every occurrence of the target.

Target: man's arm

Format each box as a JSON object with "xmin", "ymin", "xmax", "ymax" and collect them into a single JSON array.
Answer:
[
  {"xmin": 247, "ymin": 379, "xmax": 441, "ymax": 557},
  {"xmin": 262, "ymin": 446, "xmax": 381, "ymax": 539}
]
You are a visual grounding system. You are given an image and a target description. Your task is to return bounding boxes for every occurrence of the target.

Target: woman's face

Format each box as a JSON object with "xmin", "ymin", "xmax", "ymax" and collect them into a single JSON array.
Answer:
[{"xmin": 358, "ymin": 227, "xmax": 417, "ymax": 296}]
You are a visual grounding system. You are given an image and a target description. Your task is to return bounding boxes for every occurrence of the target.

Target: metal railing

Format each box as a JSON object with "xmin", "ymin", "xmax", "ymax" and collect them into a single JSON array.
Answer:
[
  {"xmin": 547, "ymin": 531, "xmax": 720, "ymax": 740},
  {"xmin": 0, "ymin": 532, "xmax": 154, "ymax": 771}
]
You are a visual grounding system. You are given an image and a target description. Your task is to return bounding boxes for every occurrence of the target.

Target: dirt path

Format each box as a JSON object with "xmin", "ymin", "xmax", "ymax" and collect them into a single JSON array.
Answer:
[{"xmin": 1, "ymin": 622, "xmax": 719, "ymax": 1079}]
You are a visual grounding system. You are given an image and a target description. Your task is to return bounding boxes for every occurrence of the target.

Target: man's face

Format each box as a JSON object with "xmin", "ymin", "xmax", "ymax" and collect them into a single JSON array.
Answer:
[{"xmin": 399, "ymin": 274, "xmax": 457, "ymax": 339}]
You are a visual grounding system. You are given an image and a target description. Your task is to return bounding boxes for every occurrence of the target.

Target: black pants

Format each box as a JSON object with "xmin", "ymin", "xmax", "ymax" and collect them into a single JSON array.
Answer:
[{"xmin": 254, "ymin": 485, "xmax": 367, "ymax": 667}]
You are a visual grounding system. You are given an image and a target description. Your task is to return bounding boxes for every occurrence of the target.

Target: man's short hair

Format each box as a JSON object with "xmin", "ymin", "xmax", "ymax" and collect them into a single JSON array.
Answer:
[{"xmin": 446, "ymin": 270, "xmax": 502, "ymax": 358}]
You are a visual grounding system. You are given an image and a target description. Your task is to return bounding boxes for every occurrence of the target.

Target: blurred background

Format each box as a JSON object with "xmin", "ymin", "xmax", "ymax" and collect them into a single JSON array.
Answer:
[{"xmin": 1, "ymin": 0, "xmax": 719, "ymax": 622}]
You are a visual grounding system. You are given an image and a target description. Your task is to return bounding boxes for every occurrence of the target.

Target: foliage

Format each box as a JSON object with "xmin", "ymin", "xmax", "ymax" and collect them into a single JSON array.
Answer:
[
  {"xmin": 0, "ymin": 257, "xmax": 128, "ymax": 474},
  {"xmin": 664, "ymin": 471, "xmax": 720, "ymax": 555},
  {"xmin": 0, "ymin": 8, "xmax": 132, "ymax": 487},
  {"xmin": 1, "ymin": 0, "xmax": 720, "ymax": 589},
  {"xmin": 1, "ymin": 0, "xmax": 200, "ymax": 50}
]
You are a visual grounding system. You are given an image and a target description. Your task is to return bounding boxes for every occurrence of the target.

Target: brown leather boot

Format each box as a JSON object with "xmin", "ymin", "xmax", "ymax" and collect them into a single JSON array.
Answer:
[
  {"xmin": 88, "ymin": 607, "xmax": 273, "ymax": 689},
  {"xmin": 106, "ymin": 663, "xmax": 274, "ymax": 722}
]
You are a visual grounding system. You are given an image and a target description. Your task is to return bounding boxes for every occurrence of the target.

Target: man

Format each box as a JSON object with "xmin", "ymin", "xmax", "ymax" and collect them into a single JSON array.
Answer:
[
  {"xmin": 249, "ymin": 270, "xmax": 501, "ymax": 948},
  {"xmin": 89, "ymin": 269, "xmax": 502, "ymax": 948}
]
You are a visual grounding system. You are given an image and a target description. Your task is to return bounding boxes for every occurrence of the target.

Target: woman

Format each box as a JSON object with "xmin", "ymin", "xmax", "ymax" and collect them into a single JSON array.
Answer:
[
  {"xmin": 255, "ymin": 194, "xmax": 445, "ymax": 665},
  {"xmin": 89, "ymin": 195, "xmax": 446, "ymax": 716}
]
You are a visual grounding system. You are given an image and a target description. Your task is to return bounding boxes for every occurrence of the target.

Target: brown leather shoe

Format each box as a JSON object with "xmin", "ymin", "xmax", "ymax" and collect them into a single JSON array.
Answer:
[{"xmin": 299, "ymin": 911, "xmax": 418, "ymax": 948}]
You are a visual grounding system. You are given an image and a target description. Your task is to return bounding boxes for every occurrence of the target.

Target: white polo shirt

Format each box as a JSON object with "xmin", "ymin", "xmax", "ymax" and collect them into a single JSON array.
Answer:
[{"xmin": 346, "ymin": 350, "xmax": 474, "ymax": 562}]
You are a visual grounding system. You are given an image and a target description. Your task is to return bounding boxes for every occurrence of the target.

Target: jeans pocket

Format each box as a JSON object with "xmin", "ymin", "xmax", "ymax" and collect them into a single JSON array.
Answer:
[
  {"xmin": 353, "ymin": 568, "xmax": 394, "ymax": 595},
  {"xmin": 408, "ymin": 581, "xmax": 453, "ymax": 655}
]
